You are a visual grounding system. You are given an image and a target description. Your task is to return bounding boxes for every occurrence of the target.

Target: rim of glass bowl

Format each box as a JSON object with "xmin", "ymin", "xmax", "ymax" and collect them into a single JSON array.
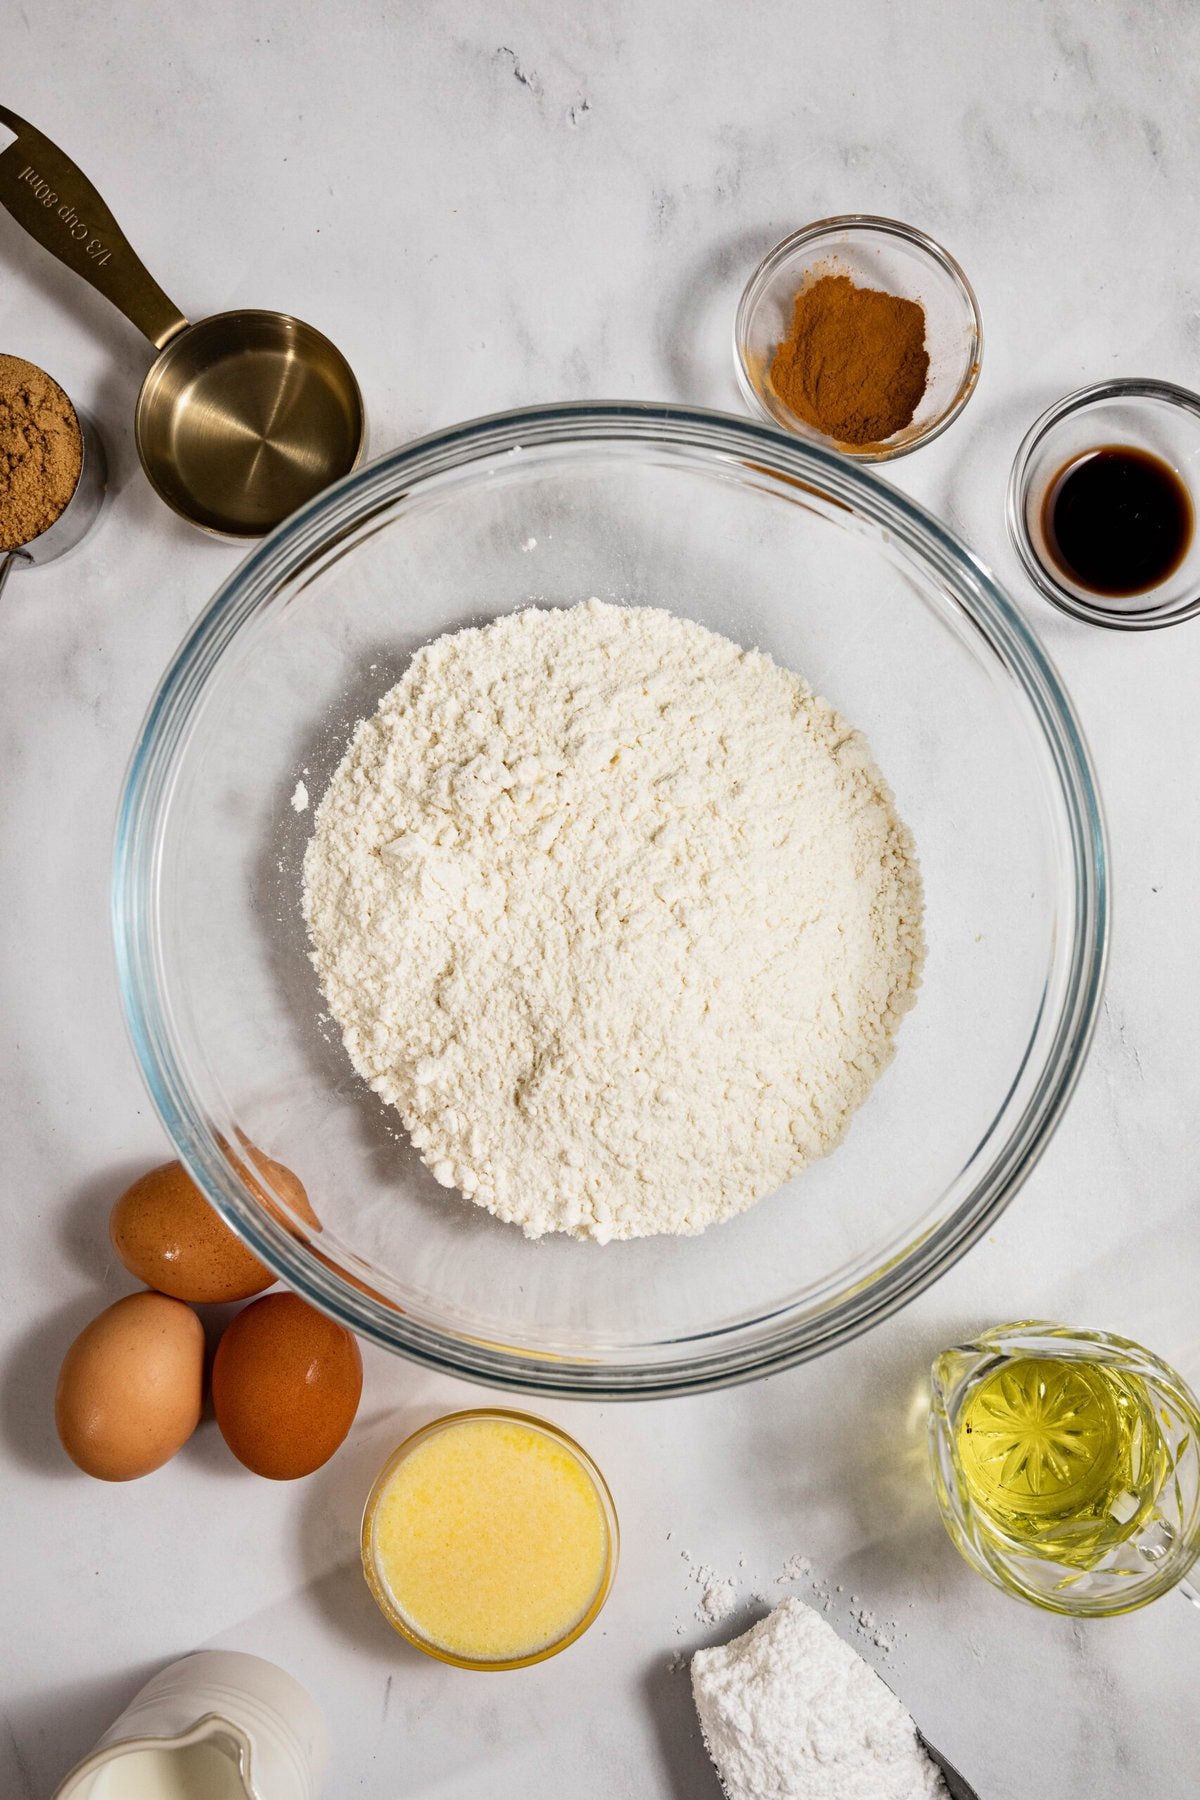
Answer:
[
  {"xmin": 733, "ymin": 215, "xmax": 984, "ymax": 461},
  {"xmin": 1007, "ymin": 377, "xmax": 1200, "ymax": 631},
  {"xmin": 113, "ymin": 401, "xmax": 1108, "ymax": 1399}
]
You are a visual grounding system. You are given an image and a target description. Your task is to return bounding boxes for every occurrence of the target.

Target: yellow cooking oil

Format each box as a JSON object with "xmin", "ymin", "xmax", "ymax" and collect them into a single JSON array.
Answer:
[{"xmin": 956, "ymin": 1356, "xmax": 1171, "ymax": 1567}]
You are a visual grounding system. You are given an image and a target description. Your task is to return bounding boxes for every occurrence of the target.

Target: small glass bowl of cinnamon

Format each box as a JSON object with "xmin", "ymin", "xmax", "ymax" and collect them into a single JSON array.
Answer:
[{"xmin": 735, "ymin": 216, "xmax": 983, "ymax": 461}]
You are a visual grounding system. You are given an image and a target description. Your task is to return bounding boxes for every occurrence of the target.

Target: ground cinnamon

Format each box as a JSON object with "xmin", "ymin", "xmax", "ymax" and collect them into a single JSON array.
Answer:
[
  {"xmin": 0, "ymin": 354, "xmax": 83, "ymax": 550},
  {"xmin": 769, "ymin": 273, "xmax": 929, "ymax": 447}
]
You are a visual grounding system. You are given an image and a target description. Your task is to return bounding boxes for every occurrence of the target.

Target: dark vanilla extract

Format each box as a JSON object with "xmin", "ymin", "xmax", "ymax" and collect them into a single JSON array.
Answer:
[{"xmin": 1042, "ymin": 445, "xmax": 1192, "ymax": 597}]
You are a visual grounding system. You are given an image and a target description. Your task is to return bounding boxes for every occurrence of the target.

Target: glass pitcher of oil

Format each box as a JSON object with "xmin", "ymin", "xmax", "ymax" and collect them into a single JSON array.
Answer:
[{"xmin": 929, "ymin": 1322, "xmax": 1200, "ymax": 1617}]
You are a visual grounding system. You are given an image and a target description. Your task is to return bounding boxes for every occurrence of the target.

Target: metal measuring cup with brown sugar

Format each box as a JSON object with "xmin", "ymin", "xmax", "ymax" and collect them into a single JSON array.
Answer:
[
  {"xmin": 0, "ymin": 352, "xmax": 106, "ymax": 598},
  {"xmin": 0, "ymin": 106, "xmax": 365, "ymax": 538}
]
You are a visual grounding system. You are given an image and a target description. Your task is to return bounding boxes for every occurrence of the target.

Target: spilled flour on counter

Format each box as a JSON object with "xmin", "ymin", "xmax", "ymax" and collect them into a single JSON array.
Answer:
[
  {"xmin": 700, "ymin": 1579, "xmax": 739, "ymax": 1624},
  {"xmin": 303, "ymin": 600, "xmax": 924, "ymax": 1241},
  {"xmin": 692, "ymin": 1598, "xmax": 946, "ymax": 1800}
]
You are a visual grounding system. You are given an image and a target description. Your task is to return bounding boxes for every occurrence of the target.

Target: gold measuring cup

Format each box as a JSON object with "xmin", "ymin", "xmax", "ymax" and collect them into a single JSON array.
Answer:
[{"xmin": 0, "ymin": 107, "xmax": 364, "ymax": 538}]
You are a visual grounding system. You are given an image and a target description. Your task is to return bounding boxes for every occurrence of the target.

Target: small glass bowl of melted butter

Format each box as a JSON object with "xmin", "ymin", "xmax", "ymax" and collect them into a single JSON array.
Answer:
[{"xmin": 361, "ymin": 1409, "xmax": 619, "ymax": 1669}]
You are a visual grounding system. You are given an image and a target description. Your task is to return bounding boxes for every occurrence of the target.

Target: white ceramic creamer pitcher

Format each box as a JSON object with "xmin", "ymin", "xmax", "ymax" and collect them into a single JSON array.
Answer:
[{"xmin": 52, "ymin": 1652, "xmax": 328, "ymax": 1800}]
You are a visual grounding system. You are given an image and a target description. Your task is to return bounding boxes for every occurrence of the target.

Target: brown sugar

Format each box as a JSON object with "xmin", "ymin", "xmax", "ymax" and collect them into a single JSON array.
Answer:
[
  {"xmin": 769, "ymin": 273, "xmax": 929, "ymax": 447},
  {"xmin": 0, "ymin": 354, "xmax": 84, "ymax": 550}
]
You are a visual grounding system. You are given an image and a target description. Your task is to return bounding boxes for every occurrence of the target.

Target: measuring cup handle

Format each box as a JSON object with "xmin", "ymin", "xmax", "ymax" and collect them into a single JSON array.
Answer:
[
  {"xmin": 0, "ymin": 106, "xmax": 189, "ymax": 351},
  {"xmin": 0, "ymin": 550, "xmax": 31, "ymax": 602}
]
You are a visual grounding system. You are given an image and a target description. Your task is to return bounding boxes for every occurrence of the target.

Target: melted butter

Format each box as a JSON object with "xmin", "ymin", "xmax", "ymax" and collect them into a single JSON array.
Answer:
[{"xmin": 370, "ymin": 1415, "xmax": 610, "ymax": 1663}]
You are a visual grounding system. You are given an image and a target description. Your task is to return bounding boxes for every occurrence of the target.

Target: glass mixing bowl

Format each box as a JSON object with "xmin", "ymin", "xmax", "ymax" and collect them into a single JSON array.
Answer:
[{"xmin": 113, "ymin": 404, "xmax": 1107, "ymax": 1398}]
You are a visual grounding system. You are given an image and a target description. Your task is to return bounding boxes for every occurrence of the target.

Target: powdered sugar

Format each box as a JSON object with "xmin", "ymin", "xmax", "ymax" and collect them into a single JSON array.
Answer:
[
  {"xmin": 673, "ymin": 1544, "xmax": 901, "ymax": 1656},
  {"xmin": 701, "ymin": 1580, "xmax": 739, "ymax": 1623},
  {"xmin": 692, "ymin": 1598, "xmax": 946, "ymax": 1800}
]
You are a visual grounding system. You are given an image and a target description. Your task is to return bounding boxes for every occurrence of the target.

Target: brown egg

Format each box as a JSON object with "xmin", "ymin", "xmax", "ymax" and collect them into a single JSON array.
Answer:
[
  {"xmin": 55, "ymin": 1292, "xmax": 205, "ymax": 1481},
  {"xmin": 241, "ymin": 1143, "xmax": 321, "ymax": 1236},
  {"xmin": 212, "ymin": 1293, "xmax": 362, "ymax": 1479},
  {"xmin": 110, "ymin": 1160, "xmax": 276, "ymax": 1304}
]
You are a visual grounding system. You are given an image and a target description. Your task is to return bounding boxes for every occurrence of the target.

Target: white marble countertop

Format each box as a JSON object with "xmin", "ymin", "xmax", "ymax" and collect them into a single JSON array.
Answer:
[{"xmin": 3, "ymin": 3, "xmax": 1200, "ymax": 1796}]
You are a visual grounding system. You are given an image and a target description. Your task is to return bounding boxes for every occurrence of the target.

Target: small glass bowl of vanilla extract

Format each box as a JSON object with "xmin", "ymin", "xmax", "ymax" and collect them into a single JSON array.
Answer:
[{"xmin": 1009, "ymin": 379, "xmax": 1200, "ymax": 629}]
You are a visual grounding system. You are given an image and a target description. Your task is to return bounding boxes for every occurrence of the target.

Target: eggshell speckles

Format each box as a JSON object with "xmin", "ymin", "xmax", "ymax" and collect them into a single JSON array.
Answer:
[
  {"xmin": 110, "ymin": 1161, "xmax": 276, "ymax": 1304},
  {"xmin": 212, "ymin": 1293, "xmax": 362, "ymax": 1479},
  {"xmin": 55, "ymin": 1292, "xmax": 205, "ymax": 1481}
]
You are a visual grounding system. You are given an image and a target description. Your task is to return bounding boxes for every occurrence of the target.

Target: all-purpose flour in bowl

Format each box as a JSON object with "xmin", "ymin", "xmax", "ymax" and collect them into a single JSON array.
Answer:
[{"xmin": 303, "ymin": 600, "xmax": 924, "ymax": 1242}]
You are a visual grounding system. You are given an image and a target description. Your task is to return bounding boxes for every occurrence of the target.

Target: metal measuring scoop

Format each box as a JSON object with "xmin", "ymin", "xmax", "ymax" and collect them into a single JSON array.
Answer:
[
  {"xmin": 915, "ymin": 1733, "xmax": 982, "ymax": 1800},
  {"xmin": 0, "ymin": 391, "xmax": 106, "ymax": 601},
  {"xmin": 0, "ymin": 106, "xmax": 365, "ymax": 538}
]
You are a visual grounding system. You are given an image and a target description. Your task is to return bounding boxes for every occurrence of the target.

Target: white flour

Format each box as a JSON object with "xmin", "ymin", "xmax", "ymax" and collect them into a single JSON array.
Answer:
[
  {"xmin": 303, "ymin": 601, "xmax": 923, "ymax": 1241},
  {"xmin": 691, "ymin": 1599, "xmax": 946, "ymax": 1800}
]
